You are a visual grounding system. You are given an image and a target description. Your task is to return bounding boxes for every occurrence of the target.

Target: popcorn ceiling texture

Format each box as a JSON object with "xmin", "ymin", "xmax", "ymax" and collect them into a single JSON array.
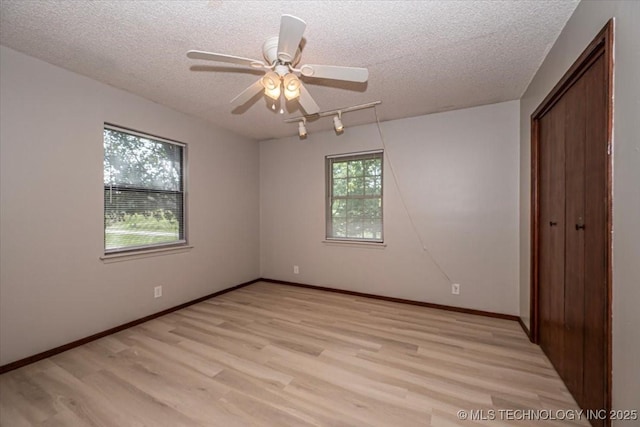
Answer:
[{"xmin": 0, "ymin": 0, "xmax": 579, "ymax": 140}]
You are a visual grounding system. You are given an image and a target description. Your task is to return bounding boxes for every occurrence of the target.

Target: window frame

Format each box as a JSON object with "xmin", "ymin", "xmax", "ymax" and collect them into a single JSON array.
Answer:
[
  {"xmin": 103, "ymin": 123, "xmax": 187, "ymax": 255},
  {"xmin": 325, "ymin": 150, "xmax": 384, "ymax": 243}
]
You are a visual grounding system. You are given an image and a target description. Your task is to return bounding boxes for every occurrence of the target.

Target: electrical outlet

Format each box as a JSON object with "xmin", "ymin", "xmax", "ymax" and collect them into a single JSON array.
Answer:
[
  {"xmin": 154, "ymin": 286, "xmax": 162, "ymax": 298},
  {"xmin": 451, "ymin": 283, "xmax": 460, "ymax": 295},
  {"xmin": 293, "ymin": 265, "xmax": 299, "ymax": 274}
]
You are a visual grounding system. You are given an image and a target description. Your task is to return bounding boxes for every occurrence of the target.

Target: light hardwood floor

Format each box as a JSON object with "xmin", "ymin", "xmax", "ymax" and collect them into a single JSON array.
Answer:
[{"xmin": 0, "ymin": 282, "xmax": 588, "ymax": 426}]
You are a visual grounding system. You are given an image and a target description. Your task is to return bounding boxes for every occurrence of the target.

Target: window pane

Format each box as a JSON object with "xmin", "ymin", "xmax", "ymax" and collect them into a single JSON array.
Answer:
[
  {"xmin": 104, "ymin": 189, "xmax": 182, "ymax": 250},
  {"xmin": 347, "ymin": 160, "xmax": 364, "ymax": 177},
  {"xmin": 347, "ymin": 218, "xmax": 363, "ymax": 238},
  {"xmin": 332, "ymin": 178, "xmax": 347, "ymax": 197},
  {"xmin": 332, "ymin": 218, "xmax": 347, "ymax": 237},
  {"xmin": 364, "ymin": 198, "xmax": 382, "ymax": 218},
  {"xmin": 104, "ymin": 128, "xmax": 181, "ymax": 191},
  {"xmin": 364, "ymin": 177, "xmax": 381, "ymax": 196},
  {"xmin": 347, "ymin": 177, "xmax": 364, "ymax": 196},
  {"xmin": 346, "ymin": 198, "xmax": 364, "ymax": 217},
  {"xmin": 363, "ymin": 219, "xmax": 382, "ymax": 240},
  {"xmin": 332, "ymin": 162, "xmax": 347, "ymax": 179},
  {"xmin": 332, "ymin": 199, "xmax": 347, "ymax": 218},
  {"xmin": 364, "ymin": 159, "xmax": 382, "ymax": 176}
]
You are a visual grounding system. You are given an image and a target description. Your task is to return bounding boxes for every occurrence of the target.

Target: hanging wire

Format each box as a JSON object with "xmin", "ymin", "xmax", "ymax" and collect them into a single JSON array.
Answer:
[{"xmin": 373, "ymin": 106, "xmax": 453, "ymax": 285}]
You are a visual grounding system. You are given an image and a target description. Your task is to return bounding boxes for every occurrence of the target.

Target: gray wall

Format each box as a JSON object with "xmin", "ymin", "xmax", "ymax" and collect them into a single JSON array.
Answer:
[
  {"xmin": 0, "ymin": 46, "xmax": 260, "ymax": 365},
  {"xmin": 518, "ymin": 1, "xmax": 639, "ymax": 419},
  {"xmin": 260, "ymin": 101, "xmax": 520, "ymax": 315}
]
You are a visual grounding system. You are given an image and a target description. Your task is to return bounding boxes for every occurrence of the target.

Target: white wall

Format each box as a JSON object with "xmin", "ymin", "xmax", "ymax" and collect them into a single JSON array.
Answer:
[
  {"xmin": 260, "ymin": 101, "xmax": 520, "ymax": 315},
  {"xmin": 0, "ymin": 46, "xmax": 260, "ymax": 365},
  {"xmin": 518, "ymin": 2, "xmax": 640, "ymax": 420}
]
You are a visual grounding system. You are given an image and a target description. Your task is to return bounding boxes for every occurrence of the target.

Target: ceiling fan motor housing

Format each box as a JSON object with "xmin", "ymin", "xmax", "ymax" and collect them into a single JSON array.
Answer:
[{"xmin": 262, "ymin": 36, "xmax": 301, "ymax": 66}]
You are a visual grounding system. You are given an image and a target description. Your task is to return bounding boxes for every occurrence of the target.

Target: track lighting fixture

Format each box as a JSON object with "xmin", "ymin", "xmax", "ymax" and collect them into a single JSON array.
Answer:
[
  {"xmin": 333, "ymin": 111, "xmax": 344, "ymax": 133},
  {"xmin": 298, "ymin": 119, "xmax": 307, "ymax": 138},
  {"xmin": 284, "ymin": 101, "xmax": 381, "ymax": 138}
]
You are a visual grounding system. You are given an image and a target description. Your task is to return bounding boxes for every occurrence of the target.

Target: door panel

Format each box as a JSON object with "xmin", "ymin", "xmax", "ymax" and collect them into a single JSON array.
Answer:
[
  {"xmin": 563, "ymin": 75, "xmax": 587, "ymax": 402},
  {"xmin": 582, "ymin": 53, "xmax": 607, "ymax": 419},
  {"xmin": 538, "ymin": 99, "xmax": 567, "ymax": 381}
]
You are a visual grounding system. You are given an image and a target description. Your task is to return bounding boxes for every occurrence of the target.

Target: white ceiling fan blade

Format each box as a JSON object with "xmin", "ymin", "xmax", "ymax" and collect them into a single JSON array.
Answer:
[
  {"xmin": 277, "ymin": 15, "xmax": 306, "ymax": 63},
  {"xmin": 298, "ymin": 83, "xmax": 320, "ymax": 114},
  {"xmin": 299, "ymin": 64, "xmax": 369, "ymax": 82},
  {"xmin": 230, "ymin": 79, "xmax": 264, "ymax": 108},
  {"xmin": 187, "ymin": 50, "xmax": 266, "ymax": 68}
]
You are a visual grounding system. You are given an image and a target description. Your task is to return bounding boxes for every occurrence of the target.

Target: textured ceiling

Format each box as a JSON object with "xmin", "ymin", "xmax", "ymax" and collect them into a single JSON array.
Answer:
[{"xmin": 0, "ymin": 0, "xmax": 579, "ymax": 141}]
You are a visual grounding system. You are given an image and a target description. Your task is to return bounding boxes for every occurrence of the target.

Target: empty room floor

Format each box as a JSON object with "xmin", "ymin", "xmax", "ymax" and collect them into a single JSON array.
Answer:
[{"xmin": 0, "ymin": 282, "xmax": 587, "ymax": 426}]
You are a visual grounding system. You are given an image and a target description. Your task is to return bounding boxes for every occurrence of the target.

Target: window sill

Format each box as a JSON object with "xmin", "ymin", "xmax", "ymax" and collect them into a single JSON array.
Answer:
[
  {"xmin": 100, "ymin": 245, "xmax": 194, "ymax": 263},
  {"xmin": 322, "ymin": 240, "xmax": 387, "ymax": 249}
]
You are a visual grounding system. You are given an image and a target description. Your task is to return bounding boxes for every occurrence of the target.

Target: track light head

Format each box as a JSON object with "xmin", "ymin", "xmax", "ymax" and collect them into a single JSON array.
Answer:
[
  {"xmin": 333, "ymin": 112, "xmax": 344, "ymax": 133},
  {"xmin": 298, "ymin": 119, "xmax": 307, "ymax": 138}
]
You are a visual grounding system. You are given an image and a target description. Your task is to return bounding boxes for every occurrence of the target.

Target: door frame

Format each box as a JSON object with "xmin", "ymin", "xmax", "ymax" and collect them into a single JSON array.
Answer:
[{"xmin": 529, "ymin": 19, "xmax": 613, "ymax": 417}]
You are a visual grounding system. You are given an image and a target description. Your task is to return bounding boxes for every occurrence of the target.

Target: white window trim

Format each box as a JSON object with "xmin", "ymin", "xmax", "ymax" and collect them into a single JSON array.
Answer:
[
  {"xmin": 100, "ymin": 245, "xmax": 193, "ymax": 263},
  {"xmin": 326, "ymin": 150, "xmax": 384, "ymax": 243},
  {"xmin": 103, "ymin": 123, "xmax": 188, "ymax": 255},
  {"xmin": 322, "ymin": 239, "xmax": 387, "ymax": 249}
]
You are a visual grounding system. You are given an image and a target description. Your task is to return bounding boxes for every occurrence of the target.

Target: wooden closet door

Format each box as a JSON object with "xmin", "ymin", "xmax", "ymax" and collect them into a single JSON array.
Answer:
[
  {"xmin": 538, "ymin": 96, "xmax": 567, "ymax": 382},
  {"xmin": 533, "ymin": 21, "xmax": 611, "ymax": 427},
  {"xmin": 582, "ymin": 52, "xmax": 607, "ymax": 416},
  {"xmin": 563, "ymin": 72, "xmax": 587, "ymax": 403}
]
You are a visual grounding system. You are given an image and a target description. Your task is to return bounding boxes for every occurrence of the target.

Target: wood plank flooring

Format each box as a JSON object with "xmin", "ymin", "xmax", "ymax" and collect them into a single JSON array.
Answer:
[{"xmin": 0, "ymin": 282, "xmax": 588, "ymax": 426}]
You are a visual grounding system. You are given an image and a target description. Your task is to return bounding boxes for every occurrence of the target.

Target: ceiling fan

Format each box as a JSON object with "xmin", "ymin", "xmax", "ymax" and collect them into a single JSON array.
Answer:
[{"xmin": 186, "ymin": 14, "xmax": 369, "ymax": 115}]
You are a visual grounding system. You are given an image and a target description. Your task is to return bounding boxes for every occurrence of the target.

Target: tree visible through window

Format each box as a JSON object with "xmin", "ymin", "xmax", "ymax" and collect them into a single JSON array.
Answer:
[
  {"xmin": 326, "ymin": 151, "xmax": 383, "ymax": 242},
  {"xmin": 104, "ymin": 125, "xmax": 185, "ymax": 253}
]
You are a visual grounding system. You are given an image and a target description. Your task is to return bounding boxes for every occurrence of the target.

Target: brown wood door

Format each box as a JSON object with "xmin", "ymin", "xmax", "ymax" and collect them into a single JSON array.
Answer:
[
  {"xmin": 533, "ymin": 23, "xmax": 611, "ymax": 427},
  {"xmin": 563, "ymin": 67, "xmax": 587, "ymax": 403},
  {"xmin": 581, "ymin": 50, "xmax": 607, "ymax": 417},
  {"xmin": 538, "ymin": 97, "xmax": 567, "ymax": 382}
]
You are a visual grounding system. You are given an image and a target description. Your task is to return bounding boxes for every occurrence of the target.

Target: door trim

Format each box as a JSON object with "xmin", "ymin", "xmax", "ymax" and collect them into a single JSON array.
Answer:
[{"xmin": 530, "ymin": 19, "xmax": 613, "ymax": 420}]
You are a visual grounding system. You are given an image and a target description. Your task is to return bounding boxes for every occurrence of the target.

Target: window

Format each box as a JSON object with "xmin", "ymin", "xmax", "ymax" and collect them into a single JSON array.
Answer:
[
  {"xmin": 103, "ymin": 125, "xmax": 186, "ymax": 253},
  {"xmin": 326, "ymin": 151, "xmax": 383, "ymax": 242}
]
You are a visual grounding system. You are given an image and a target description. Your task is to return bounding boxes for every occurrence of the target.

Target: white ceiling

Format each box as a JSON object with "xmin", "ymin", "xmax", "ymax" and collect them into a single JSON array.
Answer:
[{"xmin": 0, "ymin": 0, "xmax": 578, "ymax": 141}]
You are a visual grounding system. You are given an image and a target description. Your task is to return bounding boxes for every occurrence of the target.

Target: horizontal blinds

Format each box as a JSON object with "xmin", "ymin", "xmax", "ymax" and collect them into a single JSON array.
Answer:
[{"xmin": 326, "ymin": 150, "xmax": 383, "ymax": 162}]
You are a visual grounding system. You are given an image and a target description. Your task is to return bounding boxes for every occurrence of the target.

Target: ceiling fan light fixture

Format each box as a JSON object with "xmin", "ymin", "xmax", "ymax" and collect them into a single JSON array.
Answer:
[
  {"xmin": 261, "ymin": 71, "xmax": 282, "ymax": 99},
  {"xmin": 261, "ymin": 71, "xmax": 280, "ymax": 90},
  {"xmin": 264, "ymin": 85, "xmax": 281, "ymax": 100},
  {"xmin": 284, "ymin": 87, "xmax": 300, "ymax": 101},
  {"xmin": 283, "ymin": 73, "xmax": 301, "ymax": 100}
]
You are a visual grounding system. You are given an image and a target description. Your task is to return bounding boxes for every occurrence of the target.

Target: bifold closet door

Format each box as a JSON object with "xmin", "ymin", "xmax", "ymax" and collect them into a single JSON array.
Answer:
[
  {"xmin": 538, "ymin": 97, "xmax": 567, "ymax": 383},
  {"xmin": 563, "ymin": 70, "xmax": 587, "ymax": 402},
  {"xmin": 536, "ymin": 51, "xmax": 608, "ymax": 424},
  {"xmin": 581, "ymin": 51, "xmax": 607, "ymax": 417},
  {"xmin": 563, "ymin": 52, "xmax": 607, "ymax": 413},
  {"xmin": 533, "ymin": 22, "xmax": 611, "ymax": 427}
]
